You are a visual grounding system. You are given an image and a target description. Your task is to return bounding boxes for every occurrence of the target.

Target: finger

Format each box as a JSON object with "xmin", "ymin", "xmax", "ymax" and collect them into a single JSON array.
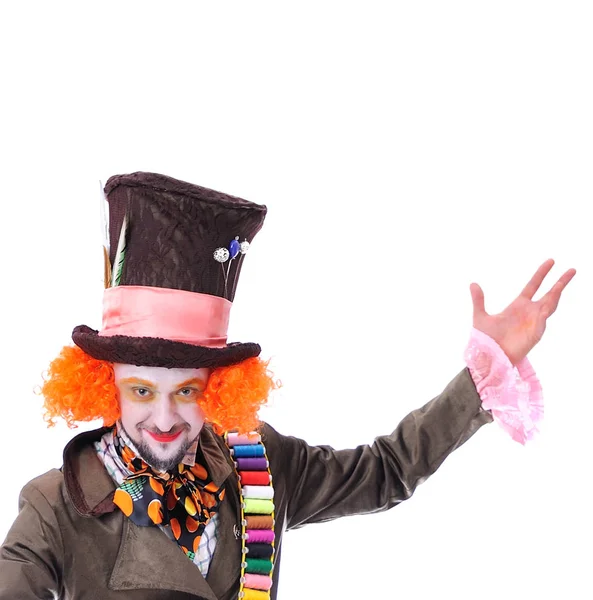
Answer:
[
  {"xmin": 520, "ymin": 258, "xmax": 555, "ymax": 299},
  {"xmin": 538, "ymin": 268, "xmax": 577, "ymax": 315},
  {"xmin": 470, "ymin": 283, "xmax": 487, "ymax": 319}
]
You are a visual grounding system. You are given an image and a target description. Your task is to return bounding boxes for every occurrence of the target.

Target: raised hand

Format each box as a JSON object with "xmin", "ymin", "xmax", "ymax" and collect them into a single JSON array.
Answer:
[{"xmin": 469, "ymin": 259, "xmax": 576, "ymax": 365}]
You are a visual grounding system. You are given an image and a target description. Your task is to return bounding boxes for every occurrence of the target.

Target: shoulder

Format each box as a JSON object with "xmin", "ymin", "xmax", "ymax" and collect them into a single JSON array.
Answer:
[
  {"xmin": 260, "ymin": 421, "xmax": 312, "ymax": 452},
  {"xmin": 18, "ymin": 469, "xmax": 65, "ymax": 517},
  {"xmin": 260, "ymin": 421, "xmax": 286, "ymax": 451},
  {"xmin": 26, "ymin": 468, "xmax": 64, "ymax": 488},
  {"xmin": 259, "ymin": 422, "xmax": 309, "ymax": 475},
  {"xmin": 20, "ymin": 426, "xmax": 109, "ymax": 510}
]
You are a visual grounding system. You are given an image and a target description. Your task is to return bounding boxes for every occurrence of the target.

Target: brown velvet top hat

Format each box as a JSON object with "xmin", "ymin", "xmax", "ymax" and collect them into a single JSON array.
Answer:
[{"xmin": 72, "ymin": 172, "xmax": 267, "ymax": 369}]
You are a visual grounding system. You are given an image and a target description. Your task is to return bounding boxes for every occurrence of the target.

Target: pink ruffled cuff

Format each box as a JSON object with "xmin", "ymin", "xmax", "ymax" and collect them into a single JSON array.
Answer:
[{"xmin": 463, "ymin": 328, "xmax": 543, "ymax": 445}]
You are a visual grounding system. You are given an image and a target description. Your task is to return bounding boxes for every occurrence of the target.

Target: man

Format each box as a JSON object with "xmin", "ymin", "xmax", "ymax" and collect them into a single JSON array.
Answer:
[{"xmin": 0, "ymin": 172, "xmax": 576, "ymax": 599}]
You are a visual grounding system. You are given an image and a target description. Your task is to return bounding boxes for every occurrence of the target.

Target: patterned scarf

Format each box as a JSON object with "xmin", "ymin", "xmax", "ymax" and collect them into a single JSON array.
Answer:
[{"xmin": 111, "ymin": 426, "xmax": 225, "ymax": 558}]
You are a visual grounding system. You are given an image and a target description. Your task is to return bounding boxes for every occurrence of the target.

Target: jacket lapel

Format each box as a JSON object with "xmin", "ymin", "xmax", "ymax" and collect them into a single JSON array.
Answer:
[
  {"xmin": 109, "ymin": 517, "xmax": 219, "ymax": 599},
  {"xmin": 203, "ymin": 476, "xmax": 242, "ymax": 598},
  {"xmin": 63, "ymin": 425, "xmax": 242, "ymax": 599}
]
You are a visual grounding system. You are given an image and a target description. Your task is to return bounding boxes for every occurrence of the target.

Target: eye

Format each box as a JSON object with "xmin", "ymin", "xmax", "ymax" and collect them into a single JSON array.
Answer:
[
  {"xmin": 133, "ymin": 387, "xmax": 152, "ymax": 399},
  {"xmin": 177, "ymin": 387, "xmax": 203, "ymax": 401}
]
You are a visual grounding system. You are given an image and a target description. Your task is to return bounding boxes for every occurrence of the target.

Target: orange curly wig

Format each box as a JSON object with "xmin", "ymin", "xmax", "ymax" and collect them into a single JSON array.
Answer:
[{"xmin": 41, "ymin": 345, "xmax": 279, "ymax": 435}]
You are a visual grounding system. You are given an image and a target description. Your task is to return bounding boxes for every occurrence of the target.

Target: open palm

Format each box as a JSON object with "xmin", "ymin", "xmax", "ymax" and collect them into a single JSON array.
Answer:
[{"xmin": 470, "ymin": 259, "xmax": 576, "ymax": 365}]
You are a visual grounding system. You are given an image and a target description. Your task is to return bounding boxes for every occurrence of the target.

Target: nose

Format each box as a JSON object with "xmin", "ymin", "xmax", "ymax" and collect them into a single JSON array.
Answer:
[{"xmin": 151, "ymin": 396, "xmax": 179, "ymax": 433}]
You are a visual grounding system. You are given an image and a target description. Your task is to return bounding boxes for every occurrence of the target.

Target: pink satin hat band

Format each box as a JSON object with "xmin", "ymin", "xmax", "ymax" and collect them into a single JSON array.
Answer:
[{"xmin": 98, "ymin": 286, "xmax": 231, "ymax": 348}]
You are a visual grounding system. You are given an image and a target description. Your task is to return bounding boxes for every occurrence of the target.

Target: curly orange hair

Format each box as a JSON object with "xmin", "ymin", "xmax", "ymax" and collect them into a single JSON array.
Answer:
[{"xmin": 40, "ymin": 345, "xmax": 279, "ymax": 435}]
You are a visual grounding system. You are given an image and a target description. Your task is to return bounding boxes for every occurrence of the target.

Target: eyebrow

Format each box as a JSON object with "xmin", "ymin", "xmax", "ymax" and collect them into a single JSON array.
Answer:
[
  {"xmin": 118, "ymin": 377, "xmax": 207, "ymax": 388},
  {"xmin": 177, "ymin": 377, "xmax": 207, "ymax": 388},
  {"xmin": 119, "ymin": 378, "xmax": 156, "ymax": 387}
]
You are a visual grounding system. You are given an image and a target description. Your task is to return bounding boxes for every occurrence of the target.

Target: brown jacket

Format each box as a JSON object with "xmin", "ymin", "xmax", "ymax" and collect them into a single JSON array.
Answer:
[{"xmin": 0, "ymin": 369, "xmax": 492, "ymax": 599}]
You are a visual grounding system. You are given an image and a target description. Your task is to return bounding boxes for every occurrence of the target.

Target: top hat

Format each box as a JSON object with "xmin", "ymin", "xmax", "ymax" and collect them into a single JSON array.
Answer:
[{"xmin": 72, "ymin": 172, "xmax": 267, "ymax": 369}]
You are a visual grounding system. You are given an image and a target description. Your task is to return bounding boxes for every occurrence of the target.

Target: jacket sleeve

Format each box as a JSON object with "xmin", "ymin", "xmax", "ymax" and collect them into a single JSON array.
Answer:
[
  {"xmin": 0, "ymin": 482, "xmax": 63, "ymax": 599},
  {"xmin": 268, "ymin": 368, "xmax": 493, "ymax": 531}
]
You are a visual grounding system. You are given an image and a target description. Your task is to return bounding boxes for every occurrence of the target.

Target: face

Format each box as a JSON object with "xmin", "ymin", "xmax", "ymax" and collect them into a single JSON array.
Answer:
[{"xmin": 114, "ymin": 364, "xmax": 210, "ymax": 472}]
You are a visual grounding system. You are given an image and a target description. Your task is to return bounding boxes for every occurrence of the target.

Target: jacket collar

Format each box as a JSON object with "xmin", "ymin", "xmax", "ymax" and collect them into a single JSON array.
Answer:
[
  {"xmin": 62, "ymin": 424, "xmax": 241, "ymax": 598},
  {"xmin": 108, "ymin": 497, "xmax": 241, "ymax": 598},
  {"xmin": 63, "ymin": 424, "xmax": 234, "ymax": 517}
]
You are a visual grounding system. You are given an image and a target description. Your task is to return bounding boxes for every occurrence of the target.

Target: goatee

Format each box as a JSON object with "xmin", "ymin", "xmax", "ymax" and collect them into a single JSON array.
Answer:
[{"xmin": 122, "ymin": 425, "xmax": 198, "ymax": 473}]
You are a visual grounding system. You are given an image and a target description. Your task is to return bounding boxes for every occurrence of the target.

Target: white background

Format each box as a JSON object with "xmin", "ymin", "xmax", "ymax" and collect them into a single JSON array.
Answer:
[{"xmin": 0, "ymin": 2, "xmax": 591, "ymax": 598}]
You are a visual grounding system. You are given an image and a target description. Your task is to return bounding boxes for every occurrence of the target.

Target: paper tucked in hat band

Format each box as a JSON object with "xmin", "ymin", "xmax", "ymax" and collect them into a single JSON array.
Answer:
[{"xmin": 98, "ymin": 286, "xmax": 232, "ymax": 347}]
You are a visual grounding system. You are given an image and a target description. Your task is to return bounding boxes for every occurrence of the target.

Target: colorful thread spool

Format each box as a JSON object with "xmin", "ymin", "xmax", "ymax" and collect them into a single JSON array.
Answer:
[
  {"xmin": 232, "ymin": 445, "xmax": 265, "ymax": 458},
  {"xmin": 246, "ymin": 529, "xmax": 275, "ymax": 544},
  {"xmin": 227, "ymin": 433, "xmax": 261, "ymax": 447},
  {"xmin": 244, "ymin": 515, "xmax": 274, "ymax": 530},
  {"xmin": 242, "ymin": 485, "xmax": 274, "ymax": 500},
  {"xmin": 244, "ymin": 558, "xmax": 273, "ymax": 574},
  {"xmin": 226, "ymin": 431, "xmax": 275, "ymax": 600},
  {"xmin": 236, "ymin": 457, "xmax": 269, "ymax": 470},
  {"xmin": 242, "ymin": 588, "xmax": 270, "ymax": 600},
  {"xmin": 242, "ymin": 499, "xmax": 274, "ymax": 515},
  {"xmin": 239, "ymin": 471, "xmax": 271, "ymax": 485},
  {"xmin": 244, "ymin": 574, "xmax": 273, "ymax": 591}
]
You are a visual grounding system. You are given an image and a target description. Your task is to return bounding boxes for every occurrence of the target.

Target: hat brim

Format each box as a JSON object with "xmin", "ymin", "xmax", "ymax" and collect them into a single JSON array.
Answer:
[{"xmin": 72, "ymin": 325, "xmax": 261, "ymax": 369}]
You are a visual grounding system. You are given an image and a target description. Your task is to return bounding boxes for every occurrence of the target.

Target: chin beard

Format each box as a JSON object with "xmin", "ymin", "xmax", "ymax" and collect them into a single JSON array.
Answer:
[
  {"xmin": 136, "ymin": 440, "xmax": 188, "ymax": 472},
  {"xmin": 122, "ymin": 425, "xmax": 197, "ymax": 473}
]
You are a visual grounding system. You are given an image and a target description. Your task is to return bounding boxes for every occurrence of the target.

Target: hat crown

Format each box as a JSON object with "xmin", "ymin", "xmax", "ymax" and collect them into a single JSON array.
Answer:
[{"xmin": 105, "ymin": 172, "xmax": 267, "ymax": 302}]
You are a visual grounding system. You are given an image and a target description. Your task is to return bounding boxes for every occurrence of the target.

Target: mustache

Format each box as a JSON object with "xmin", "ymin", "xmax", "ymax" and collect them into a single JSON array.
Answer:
[{"xmin": 138, "ymin": 423, "xmax": 190, "ymax": 435}]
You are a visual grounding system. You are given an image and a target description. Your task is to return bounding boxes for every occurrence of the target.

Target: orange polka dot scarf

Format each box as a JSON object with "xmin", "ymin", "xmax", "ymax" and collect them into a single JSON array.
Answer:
[{"xmin": 111, "ymin": 428, "xmax": 226, "ymax": 559}]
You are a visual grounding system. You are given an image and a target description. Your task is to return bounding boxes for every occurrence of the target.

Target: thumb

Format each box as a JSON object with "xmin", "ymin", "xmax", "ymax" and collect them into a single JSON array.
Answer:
[{"xmin": 470, "ymin": 283, "xmax": 486, "ymax": 319}]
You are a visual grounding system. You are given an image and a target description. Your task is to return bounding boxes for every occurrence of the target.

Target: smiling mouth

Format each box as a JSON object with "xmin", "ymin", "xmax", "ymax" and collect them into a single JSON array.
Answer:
[{"xmin": 146, "ymin": 430, "xmax": 184, "ymax": 443}]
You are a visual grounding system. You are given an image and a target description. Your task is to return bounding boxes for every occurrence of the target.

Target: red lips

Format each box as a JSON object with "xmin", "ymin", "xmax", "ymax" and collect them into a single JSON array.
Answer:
[{"xmin": 146, "ymin": 430, "xmax": 183, "ymax": 443}]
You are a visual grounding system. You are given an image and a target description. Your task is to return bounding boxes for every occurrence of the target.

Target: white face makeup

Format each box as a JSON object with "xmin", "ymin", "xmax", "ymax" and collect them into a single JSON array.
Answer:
[{"xmin": 114, "ymin": 364, "xmax": 210, "ymax": 472}]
